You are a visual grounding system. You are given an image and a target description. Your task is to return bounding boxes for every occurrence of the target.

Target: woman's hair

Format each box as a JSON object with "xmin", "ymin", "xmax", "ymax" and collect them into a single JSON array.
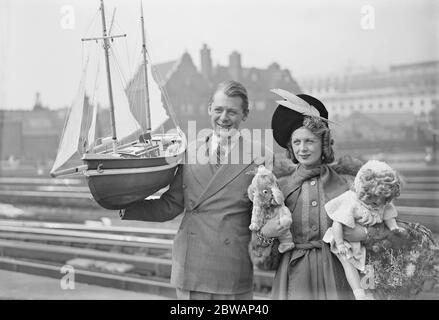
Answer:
[
  {"xmin": 356, "ymin": 169, "xmax": 402, "ymax": 205},
  {"xmin": 285, "ymin": 116, "xmax": 334, "ymax": 164},
  {"xmin": 209, "ymin": 80, "xmax": 249, "ymax": 115}
]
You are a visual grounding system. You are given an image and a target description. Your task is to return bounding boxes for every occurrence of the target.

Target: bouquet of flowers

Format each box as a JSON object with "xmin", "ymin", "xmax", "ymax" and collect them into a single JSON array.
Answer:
[{"xmin": 364, "ymin": 220, "xmax": 438, "ymax": 300}]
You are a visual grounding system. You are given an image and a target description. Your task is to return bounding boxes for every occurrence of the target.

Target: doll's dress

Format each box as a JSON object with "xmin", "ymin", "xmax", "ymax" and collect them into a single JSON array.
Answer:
[{"xmin": 322, "ymin": 190, "xmax": 398, "ymax": 272}]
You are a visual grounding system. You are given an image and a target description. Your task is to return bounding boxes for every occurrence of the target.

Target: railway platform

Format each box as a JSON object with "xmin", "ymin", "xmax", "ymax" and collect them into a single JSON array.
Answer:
[
  {"xmin": 0, "ymin": 161, "xmax": 437, "ymax": 300},
  {"xmin": 0, "ymin": 269, "xmax": 169, "ymax": 300}
]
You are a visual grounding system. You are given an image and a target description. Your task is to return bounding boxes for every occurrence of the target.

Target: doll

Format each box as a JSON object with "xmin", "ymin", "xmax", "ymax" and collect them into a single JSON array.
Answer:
[
  {"xmin": 248, "ymin": 165, "xmax": 294, "ymax": 253},
  {"xmin": 322, "ymin": 160, "xmax": 404, "ymax": 300}
]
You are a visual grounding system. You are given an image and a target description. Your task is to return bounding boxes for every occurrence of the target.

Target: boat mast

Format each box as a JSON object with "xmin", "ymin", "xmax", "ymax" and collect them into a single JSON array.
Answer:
[
  {"xmin": 140, "ymin": 1, "xmax": 152, "ymax": 135},
  {"xmin": 81, "ymin": 2, "xmax": 126, "ymax": 154},
  {"xmin": 99, "ymin": 0, "xmax": 118, "ymax": 153},
  {"xmin": 81, "ymin": 0, "xmax": 127, "ymax": 153}
]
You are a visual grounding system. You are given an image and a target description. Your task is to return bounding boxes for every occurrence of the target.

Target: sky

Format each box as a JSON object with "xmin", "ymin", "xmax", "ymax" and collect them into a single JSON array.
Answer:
[{"xmin": 0, "ymin": 0, "xmax": 438, "ymax": 110}]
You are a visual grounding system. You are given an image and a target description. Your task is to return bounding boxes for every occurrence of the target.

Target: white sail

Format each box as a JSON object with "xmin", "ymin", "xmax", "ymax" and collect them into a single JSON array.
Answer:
[
  {"xmin": 110, "ymin": 54, "xmax": 143, "ymax": 141},
  {"xmin": 125, "ymin": 58, "xmax": 169, "ymax": 133},
  {"xmin": 50, "ymin": 66, "xmax": 88, "ymax": 174},
  {"xmin": 147, "ymin": 57, "xmax": 169, "ymax": 132},
  {"xmin": 87, "ymin": 100, "xmax": 98, "ymax": 149},
  {"xmin": 86, "ymin": 55, "xmax": 101, "ymax": 150}
]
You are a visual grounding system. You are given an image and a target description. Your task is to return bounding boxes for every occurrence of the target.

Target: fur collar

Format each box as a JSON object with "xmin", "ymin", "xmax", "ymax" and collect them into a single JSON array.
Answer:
[{"xmin": 273, "ymin": 155, "xmax": 363, "ymax": 178}]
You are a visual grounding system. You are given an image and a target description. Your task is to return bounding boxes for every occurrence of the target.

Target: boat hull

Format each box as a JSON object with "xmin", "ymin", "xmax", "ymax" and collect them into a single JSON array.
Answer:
[{"xmin": 83, "ymin": 153, "xmax": 183, "ymax": 210}]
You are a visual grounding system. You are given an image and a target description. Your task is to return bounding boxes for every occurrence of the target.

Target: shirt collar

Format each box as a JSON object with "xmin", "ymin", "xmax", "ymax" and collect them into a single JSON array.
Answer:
[{"xmin": 210, "ymin": 130, "xmax": 241, "ymax": 153}]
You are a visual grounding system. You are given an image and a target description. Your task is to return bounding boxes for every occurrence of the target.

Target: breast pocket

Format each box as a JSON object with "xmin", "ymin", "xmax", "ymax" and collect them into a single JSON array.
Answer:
[{"xmin": 223, "ymin": 213, "xmax": 251, "ymax": 238}]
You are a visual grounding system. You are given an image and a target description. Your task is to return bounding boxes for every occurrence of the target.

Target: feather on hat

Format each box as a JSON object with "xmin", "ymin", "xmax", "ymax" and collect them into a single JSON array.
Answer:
[{"xmin": 271, "ymin": 89, "xmax": 331, "ymax": 148}]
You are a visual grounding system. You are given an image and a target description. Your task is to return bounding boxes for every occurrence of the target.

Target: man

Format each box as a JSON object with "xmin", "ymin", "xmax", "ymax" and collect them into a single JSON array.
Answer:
[{"xmin": 119, "ymin": 80, "xmax": 273, "ymax": 299}]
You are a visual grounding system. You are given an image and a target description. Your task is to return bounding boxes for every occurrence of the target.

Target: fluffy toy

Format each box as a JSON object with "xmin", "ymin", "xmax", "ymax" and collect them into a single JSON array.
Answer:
[{"xmin": 247, "ymin": 165, "xmax": 294, "ymax": 253}]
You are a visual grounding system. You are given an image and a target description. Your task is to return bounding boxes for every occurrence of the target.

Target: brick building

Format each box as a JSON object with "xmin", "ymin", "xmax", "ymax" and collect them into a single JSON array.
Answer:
[
  {"xmin": 0, "ymin": 93, "xmax": 65, "ymax": 161},
  {"xmin": 1, "ymin": 45, "xmax": 301, "ymax": 162},
  {"xmin": 129, "ymin": 44, "xmax": 301, "ymax": 136}
]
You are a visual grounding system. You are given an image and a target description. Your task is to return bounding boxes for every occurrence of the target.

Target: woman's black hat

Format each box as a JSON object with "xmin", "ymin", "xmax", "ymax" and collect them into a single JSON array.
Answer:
[{"xmin": 271, "ymin": 90, "xmax": 329, "ymax": 148}]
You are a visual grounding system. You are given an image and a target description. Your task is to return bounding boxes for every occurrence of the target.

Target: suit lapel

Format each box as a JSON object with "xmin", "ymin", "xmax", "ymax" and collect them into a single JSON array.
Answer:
[
  {"xmin": 188, "ymin": 163, "xmax": 209, "ymax": 189},
  {"xmin": 186, "ymin": 134, "xmax": 214, "ymax": 189},
  {"xmin": 193, "ymin": 136, "xmax": 254, "ymax": 208}
]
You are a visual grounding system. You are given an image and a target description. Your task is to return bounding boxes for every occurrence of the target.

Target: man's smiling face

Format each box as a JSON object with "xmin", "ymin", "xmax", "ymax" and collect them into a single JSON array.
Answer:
[{"xmin": 208, "ymin": 90, "xmax": 247, "ymax": 138}]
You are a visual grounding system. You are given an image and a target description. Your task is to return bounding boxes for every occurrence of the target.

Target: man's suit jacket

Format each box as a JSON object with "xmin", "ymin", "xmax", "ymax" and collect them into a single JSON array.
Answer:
[{"xmin": 122, "ymin": 133, "xmax": 273, "ymax": 294}]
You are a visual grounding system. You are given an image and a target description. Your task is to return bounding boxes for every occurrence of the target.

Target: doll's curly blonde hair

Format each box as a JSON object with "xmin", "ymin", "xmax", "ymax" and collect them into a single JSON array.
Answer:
[
  {"xmin": 354, "ymin": 160, "xmax": 402, "ymax": 206},
  {"xmin": 286, "ymin": 116, "xmax": 334, "ymax": 164}
]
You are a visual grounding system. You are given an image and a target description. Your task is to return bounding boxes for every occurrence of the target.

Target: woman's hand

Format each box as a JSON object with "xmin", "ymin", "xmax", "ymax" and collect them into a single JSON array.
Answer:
[
  {"xmin": 260, "ymin": 218, "xmax": 288, "ymax": 238},
  {"xmin": 391, "ymin": 226, "xmax": 406, "ymax": 232},
  {"xmin": 358, "ymin": 212, "xmax": 376, "ymax": 226},
  {"xmin": 344, "ymin": 223, "xmax": 389, "ymax": 244},
  {"xmin": 343, "ymin": 224, "xmax": 368, "ymax": 242},
  {"xmin": 337, "ymin": 242, "xmax": 350, "ymax": 256},
  {"xmin": 385, "ymin": 218, "xmax": 403, "ymax": 232}
]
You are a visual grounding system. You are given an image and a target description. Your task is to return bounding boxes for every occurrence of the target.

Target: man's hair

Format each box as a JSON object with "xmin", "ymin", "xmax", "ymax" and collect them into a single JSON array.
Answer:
[
  {"xmin": 285, "ymin": 116, "xmax": 335, "ymax": 164},
  {"xmin": 209, "ymin": 80, "xmax": 249, "ymax": 114}
]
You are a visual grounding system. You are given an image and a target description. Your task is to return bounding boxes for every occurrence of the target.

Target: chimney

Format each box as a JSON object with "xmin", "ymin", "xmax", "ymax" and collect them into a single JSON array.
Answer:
[
  {"xmin": 229, "ymin": 51, "xmax": 242, "ymax": 80},
  {"xmin": 200, "ymin": 43, "xmax": 212, "ymax": 79},
  {"xmin": 33, "ymin": 92, "xmax": 43, "ymax": 110}
]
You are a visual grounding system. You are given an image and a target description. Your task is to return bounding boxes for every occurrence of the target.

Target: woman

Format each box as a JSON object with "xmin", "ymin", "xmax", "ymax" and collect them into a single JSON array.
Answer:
[{"xmin": 252, "ymin": 92, "xmax": 369, "ymax": 300}]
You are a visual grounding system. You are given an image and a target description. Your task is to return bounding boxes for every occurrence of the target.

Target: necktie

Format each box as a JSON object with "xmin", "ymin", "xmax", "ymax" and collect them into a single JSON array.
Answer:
[{"xmin": 216, "ymin": 143, "xmax": 226, "ymax": 169}]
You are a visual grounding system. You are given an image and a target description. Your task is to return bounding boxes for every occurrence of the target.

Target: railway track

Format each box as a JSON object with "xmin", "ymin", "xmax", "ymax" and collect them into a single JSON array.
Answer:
[
  {"xmin": 0, "ymin": 173, "xmax": 439, "ymax": 232},
  {"xmin": 0, "ymin": 177, "xmax": 161, "ymax": 208},
  {"xmin": 0, "ymin": 219, "xmax": 437, "ymax": 299},
  {"xmin": 0, "ymin": 220, "xmax": 274, "ymax": 299},
  {"xmin": 1, "ymin": 174, "xmax": 438, "ymax": 208},
  {"xmin": 0, "ymin": 165, "xmax": 437, "ymax": 298}
]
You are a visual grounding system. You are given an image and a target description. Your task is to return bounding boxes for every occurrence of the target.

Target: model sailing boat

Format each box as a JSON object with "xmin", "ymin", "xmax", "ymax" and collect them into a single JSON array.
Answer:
[{"xmin": 50, "ymin": 0, "xmax": 186, "ymax": 210}]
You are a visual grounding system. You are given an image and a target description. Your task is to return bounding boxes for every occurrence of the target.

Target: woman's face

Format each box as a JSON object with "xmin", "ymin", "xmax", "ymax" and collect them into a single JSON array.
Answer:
[{"xmin": 291, "ymin": 127, "xmax": 322, "ymax": 168}]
